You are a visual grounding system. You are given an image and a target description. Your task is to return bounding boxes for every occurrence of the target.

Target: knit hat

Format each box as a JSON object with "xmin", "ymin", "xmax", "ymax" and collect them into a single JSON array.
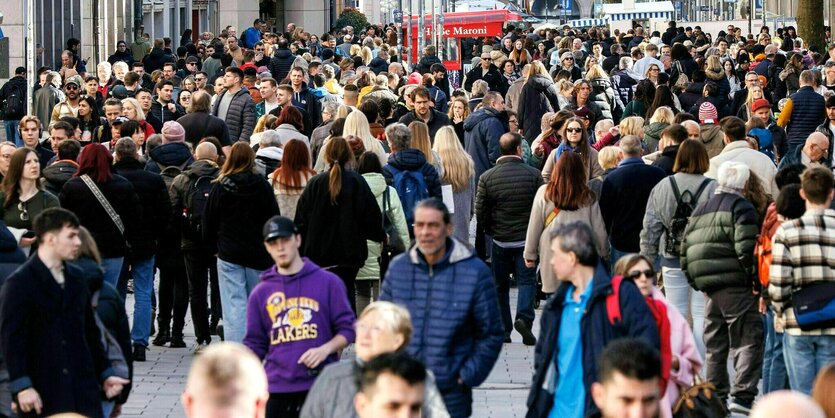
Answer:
[
  {"xmin": 752, "ymin": 98, "xmax": 771, "ymax": 113},
  {"xmin": 407, "ymin": 72, "xmax": 423, "ymax": 85},
  {"xmin": 161, "ymin": 121, "xmax": 186, "ymax": 144},
  {"xmin": 698, "ymin": 102, "xmax": 718, "ymax": 124}
]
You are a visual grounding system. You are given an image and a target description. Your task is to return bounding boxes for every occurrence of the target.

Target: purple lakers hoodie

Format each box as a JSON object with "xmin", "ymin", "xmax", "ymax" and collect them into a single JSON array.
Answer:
[{"xmin": 243, "ymin": 258, "xmax": 356, "ymax": 393}]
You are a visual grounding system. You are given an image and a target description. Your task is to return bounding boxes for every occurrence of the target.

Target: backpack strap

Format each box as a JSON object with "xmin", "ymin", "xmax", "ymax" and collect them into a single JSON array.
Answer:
[
  {"xmin": 607, "ymin": 275, "xmax": 624, "ymax": 325},
  {"xmin": 669, "ymin": 176, "xmax": 682, "ymax": 202},
  {"xmin": 544, "ymin": 207, "xmax": 561, "ymax": 228},
  {"xmin": 691, "ymin": 179, "xmax": 712, "ymax": 204}
]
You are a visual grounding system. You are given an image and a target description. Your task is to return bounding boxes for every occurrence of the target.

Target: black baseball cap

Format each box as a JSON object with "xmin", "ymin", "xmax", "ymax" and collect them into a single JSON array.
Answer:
[
  {"xmin": 15, "ymin": 67, "xmax": 26, "ymax": 75},
  {"xmin": 263, "ymin": 216, "xmax": 298, "ymax": 241}
]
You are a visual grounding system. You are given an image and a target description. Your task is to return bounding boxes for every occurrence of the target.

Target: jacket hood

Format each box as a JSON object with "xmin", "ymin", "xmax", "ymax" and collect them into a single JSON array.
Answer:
[
  {"xmin": 463, "ymin": 107, "xmax": 500, "ymax": 131},
  {"xmin": 527, "ymin": 73, "xmax": 555, "ymax": 91},
  {"xmin": 256, "ymin": 146, "xmax": 284, "ymax": 161},
  {"xmin": 7, "ymin": 77, "xmax": 27, "ymax": 89},
  {"xmin": 219, "ymin": 172, "xmax": 266, "ymax": 194},
  {"xmin": 705, "ymin": 67, "xmax": 724, "ymax": 81},
  {"xmin": 42, "ymin": 160, "xmax": 78, "ymax": 180},
  {"xmin": 185, "ymin": 159, "xmax": 220, "ymax": 177},
  {"xmin": 148, "ymin": 48, "xmax": 166, "ymax": 59},
  {"xmin": 149, "ymin": 142, "xmax": 192, "ymax": 166},
  {"xmin": 259, "ymin": 257, "xmax": 321, "ymax": 283},
  {"xmin": 275, "ymin": 48, "xmax": 292, "ymax": 59},
  {"xmin": 622, "ymin": 69, "xmax": 646, "ymax": 81},
  {"xmin": 388, "ymin": 148, "xmax": 428, "ymax": 170},
  {"xmin": 362, "ymin": 172, "xmax": 388, "ymax": 197},
  {"xmin": 408, "ymin": 236, "xmax": 475, "ymax": 265},
  {"xmin": 589, "ymin": 77, "xmax": 612, "ymax": 89},
  {"xmin": 701, "ymin": 123, "xmax": 723, "ymax": 142}
]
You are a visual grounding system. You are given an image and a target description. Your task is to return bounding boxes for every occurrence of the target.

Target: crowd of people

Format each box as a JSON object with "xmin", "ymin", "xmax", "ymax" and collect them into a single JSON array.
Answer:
[{"xmin": 1, "ymin": 15, "xmax": 835, "ymax": 418}]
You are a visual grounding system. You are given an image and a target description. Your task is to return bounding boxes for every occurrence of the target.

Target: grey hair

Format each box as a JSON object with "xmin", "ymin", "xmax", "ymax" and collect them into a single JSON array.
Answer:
[
  {"xmin": 619, "ymin": 135, "xmax": 643, "ymax": 157},
  {"xmin": 375, "ymin": 74, "xmax": 388, "ymax": 87},
  {"xmin": 471, "ymin": 80, "xmax": 489, "ymax": 97},
  {"xmin": 323, "ymin": 101, "xmax": 340, "ymax": 116},
  {"xmin": 385, "ymin": 123, "xmax": 411, "ymax": 151},
  {"xmin": 619, "ymin": 56, "xmax": 634, "ymax": 70},
  {"xmin": 549, "ymin": 221, "xmax": 599, "ymax": 267},
  {"xmin": 717, "ymin": 161, "xmax": 750, "ymax": 190},
  {"xmin": 681, "ymin": 120, "xmax": 701, "ymax": 132},
  {"xmin": 799, "ymin": 69, "xmax": 817, "ymax": 86},
  {"xmin": 114, "ymin": 137, "xmax": 138, "ymax": 159},
  {"xmin": 259, "ymin": 130, "xmax": 283, "ymax": 148}
]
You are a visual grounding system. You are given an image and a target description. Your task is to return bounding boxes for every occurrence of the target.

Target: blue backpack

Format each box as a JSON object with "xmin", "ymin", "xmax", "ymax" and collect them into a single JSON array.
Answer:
[
  {"xmin": 748, "ymin": 128, "xmax": 774, "ymax": 161},
  {"xmin": 387, "ymin": 165, "xmax": 429, "ymax": 226}
]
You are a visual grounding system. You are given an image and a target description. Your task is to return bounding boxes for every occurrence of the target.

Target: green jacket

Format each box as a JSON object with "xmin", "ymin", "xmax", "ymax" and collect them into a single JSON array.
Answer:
[{"xmin": 680, "ymin": 191, "xmax": 759, "ymax": 293}]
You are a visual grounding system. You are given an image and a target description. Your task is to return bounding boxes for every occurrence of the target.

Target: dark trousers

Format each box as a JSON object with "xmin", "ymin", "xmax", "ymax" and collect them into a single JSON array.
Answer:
[
  {"xmin": 157, "ymin": 252, "xmax": 190, "ymax": 337},
  {"xmin": 266, "ymin": 391, "xmax": 308, "ymax": 418},
  {"xmin": 185, "ymin": 249, "xmax": 220, "ymax": 344},
  {"xmin": 704, "ymin": 286, "xmax": 764, "ymax": 404},
  {"xmin": 330, "ymin": 265, "xmax": 360, "ymax": 314},
  {"xmin": 491, "ymin": 243, "xmax": 536, "ymax": 335}
]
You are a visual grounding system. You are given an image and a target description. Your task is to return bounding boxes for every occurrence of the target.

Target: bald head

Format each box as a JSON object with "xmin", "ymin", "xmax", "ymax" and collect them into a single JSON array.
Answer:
[
  {"xmin": 499, "ymin": 132, "xmax": 523, "ymax": 156},
  {"xmin": 195, "ymin": 142, "xmax": 219, "ymax": 161},
  {"xmin": 804, "ymin": 132, "xmax": 830, "ymax": 162},
  {"xmin": 750, "ymin": 391, "xmax": 825, "ymax": 418}
]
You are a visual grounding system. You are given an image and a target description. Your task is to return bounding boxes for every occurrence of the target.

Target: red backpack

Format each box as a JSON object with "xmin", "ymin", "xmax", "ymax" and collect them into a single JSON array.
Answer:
[{"xmin": 607, "ymin": 275, "xmax": 672, "ymax": 393}]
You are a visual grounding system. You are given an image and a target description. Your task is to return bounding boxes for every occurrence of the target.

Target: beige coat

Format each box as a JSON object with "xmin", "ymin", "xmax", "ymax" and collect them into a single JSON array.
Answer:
[
  {"xmin": 541, "ymin": 146, "xmax": 604, "ymax": 183},
  {"xmin": 524, "ymin": 185, "xmax": 610, "ymax": 293}
]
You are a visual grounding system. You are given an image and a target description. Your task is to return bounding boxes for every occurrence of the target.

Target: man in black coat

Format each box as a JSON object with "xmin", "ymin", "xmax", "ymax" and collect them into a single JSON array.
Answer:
[
  {"xmin": 474, "ymin": 133, "xmax": 543, "ymax": 346},
  {"xmin": 112, "ymin": 138, "xmax": 172, "ymax": 359},
  {"xmin": 211, "ymin": 67, "xmax": 256, "ymax": 143},
  {"xmin": 268, "ymin": 39, "xmax": 296, "ymax": 83},
  {"xmin": 397, "ymin": 86, "xmax": 452, "ymax": 139},
  {"xmin": 0, "ymin": 208, "xmax": 129, "ymax": 418},
  {"xmin": 464, "ymin": 53, "xmax": 504, "ymax": 94},
  {"xmin": 177, "ymin": 90, "xmax": 232, "ymax": 154}
]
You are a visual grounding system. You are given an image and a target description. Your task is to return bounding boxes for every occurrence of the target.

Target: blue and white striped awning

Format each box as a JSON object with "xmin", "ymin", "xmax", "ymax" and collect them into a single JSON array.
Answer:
[
  {"xmin": 568, "ymin": 18, "xmax": 609, "ymax": 27},
  {"xmin": 608, "ymin": 11, "xmax": 673, "ymax": 20}
]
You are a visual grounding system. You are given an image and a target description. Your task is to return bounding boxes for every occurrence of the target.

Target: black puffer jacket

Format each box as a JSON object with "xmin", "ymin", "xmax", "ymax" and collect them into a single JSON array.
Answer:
[
  {"xmin": 41, "ymin": 160, "xmax": 78, "ymax": 195},
  {"xmin": 202, "ymin": 172, "xmax": 279, "ymax": 270},
  {"xmin": 60, "ymin": 173, "xmax": 141, "ymax": 258},
  {"xmin": 475, "ymin": 158, "xmax": 543, "ymax": 242},
  {"xmin": 169, "ymin": 159, "xmax": 220, "ymax": 250},
  {"xmin": 416, "ymin": 55, "xmax": 442, "ymax": 74},
  {"xmin": 681, "ymin": 191, "xmax": 759, "ymax": 292},
  {"xmin": 518, "ymin": 74, "xmax": 560, "ymax": 143},
  {"xmin": 382, "ymin": 148, "xmax": 443, "ymax": 200},
  {"xmin": 211, "ymin": 89, "xmax": 256, "ymax": 143},
  {"xmin": 112, "ymin": 158, "xmax": 171, "ymax": 259},
  {"xmin": 588, "ymin": 77, "xmax": 616, "ymax": 121},
  {"xmin": 269, "ymin": 48, "xmax": 296, "ymax": 82}
]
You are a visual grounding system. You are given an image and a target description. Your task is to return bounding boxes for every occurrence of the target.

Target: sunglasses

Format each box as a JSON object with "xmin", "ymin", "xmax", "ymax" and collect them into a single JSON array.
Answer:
[
  {"xmin": 627, "ymin": 269, "xmax": 654, "ymax": 281},
  {"xmin": 65, "ymin": 85, "xmax": 78, "ymax": 90},
  {"xmin": 18, "ymin": 202, "xmax": 28, "ymax": 222},
  {"xmin": 566, "ymin": 127, "xmax": 583, "ymax": 133}
]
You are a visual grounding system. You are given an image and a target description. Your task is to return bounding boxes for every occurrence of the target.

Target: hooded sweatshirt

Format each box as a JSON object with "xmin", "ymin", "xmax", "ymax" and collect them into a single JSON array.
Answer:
[{"xmin": 243, "ymin": 258, "xmax": 356, "ymax": 393}]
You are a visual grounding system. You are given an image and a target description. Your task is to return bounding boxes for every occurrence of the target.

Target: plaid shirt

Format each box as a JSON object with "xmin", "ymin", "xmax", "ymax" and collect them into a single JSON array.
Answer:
[{"xmin": 769, "ymin": 208, "xmax": 835, "ymax": 335}]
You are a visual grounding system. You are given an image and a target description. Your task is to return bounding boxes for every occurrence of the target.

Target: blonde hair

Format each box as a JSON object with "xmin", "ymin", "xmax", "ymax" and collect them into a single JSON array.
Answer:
[
  {"xmin": 335, "ymin": 105, "xmax": 352, "ymax": 120},
  {"xmin": 344, "ymin": 111, "xmax": 386, "ymax": 163},
  {"xmin": 526, "ymin": 61, "xmax": 550, "ymax": 80},
  {"xmin": 649, "ymin": 106, "xmax": 675, "ymax": 124},
  {"xmin": 619, "ymin": 116, "xmax": 645, "ymax": 136},
  {"xmin": 408, "ymin": 121, "xmax": 434, "ymax": 165},
  {"xmin": 360, "ymin": 47, "xmax": 373, "ymax": 65},
  {"xmin": 432, "ymin": 126, "xmax": 474, "ymax": 192},
  {"xmin": 350, "ymin": 44, "xmax": 361, "ymax": 57},
  {"xmin": 585, "ymin": 64, "xmax": 607, "ymax": 80},
  {"xmin": 121, "ymin": 98, "xmax": 146, "ymax": 122},
  {"xmin": 185, "ymin": 342, "xmax": 268, "ymax": 410},
  {"xmin": 597, "ymin": 146, "xmax": 620, "ymax": 170},
  {"xmin": 359, "ymin": 301, "xmax": 413, "ymax": 350}
]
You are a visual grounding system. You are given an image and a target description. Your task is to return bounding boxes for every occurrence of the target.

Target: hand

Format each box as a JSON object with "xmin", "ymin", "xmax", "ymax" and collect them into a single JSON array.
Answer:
[
  {"xmin": 19, "ymin": 237, "xmax": 36, "ymax": 248},
  {"xmin": 298, "ymin": 345, "xmax": 331, "ymax": 369},
  {"xmin": 15, "ymin": 388, "xmax": 42, "ymax": 415},
  {"xmin": 671, "ymin": 357, "xmax": 680, "ymax": 372},
  {"xmin": 167, "ymin": 103, "xmax": 176, "ymax": 112},
  {"xmin": 608, "ymin": 126, "xmax": 619, "ymax": 136},
  {"xmin": 759, "ymin": 297, "xmax": 768, "ymax": 315},
  {"xmin": 110, "ymin": 402, "xmax": 123, "ymax": 418},
  {"xmin": 534, "ymin": 144, "xmax": 545, "ymax": 156},
  {"xmin": 525, "ymin": 259, "xmax": 536, "ymax": 268},
  {"xmin": 103, "ymin": 376, "xmax": 130, "ymax": 399},
  {"xmin": 255, "ymin": 52, "xmax": 264, "ymax": 62}
]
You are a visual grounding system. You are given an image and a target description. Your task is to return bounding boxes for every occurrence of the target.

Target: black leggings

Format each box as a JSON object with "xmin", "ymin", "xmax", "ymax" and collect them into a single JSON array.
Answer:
[
  {"xmin": 266, "ymin": 391, "xmax": 308, "ymax": 418},
  {"xmin": 329, "ymin": 265, "xmax": 360, "ymax": 314},
  {"xmin": 157, "ymin": 253, "xmax": 189, "ymax": 337},
  {"xmin": 184, "ymin": 250, "xmax": 220, "ymax": 343}
]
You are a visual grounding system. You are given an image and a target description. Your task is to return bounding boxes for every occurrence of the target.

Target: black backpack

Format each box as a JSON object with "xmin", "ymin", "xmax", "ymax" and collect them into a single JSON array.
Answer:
[
  {"xmin": 1, "ymin": 83, "xmax": 25, "ymax": 119},
  {"xmin": 665, "ymin": 177, "xmax": 711, "ymax": 256},
  {"xmin": 158, "ymin": 161, "xmax": 189, "ymax": 189},
  {"xmin": 182, "ymin": 174, "xmax": 215, "ymax": 241}
]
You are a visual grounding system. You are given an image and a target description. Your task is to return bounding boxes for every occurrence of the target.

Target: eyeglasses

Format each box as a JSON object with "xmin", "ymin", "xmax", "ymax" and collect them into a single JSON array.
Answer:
[
  {"xmin": 650, "ymin": 67, "xmax": 660, "ymax": 72},
  {"xmin": 187, "ymin": 62, "xmax": 196, "ymax": 66},
  {"xmin": 482, "ymin": 58, "xmax": 492, "ymax": 61},
  {"xmin": 65, "ymin": 85, "xmax": 78, "ymax": 90},
  {"xmin": 566, "ymin": 127, "xmax": 583, "ymax": 133},
  {"xmin": 626, "ymin": 269, "xmax": 654, "ymax": 281},
  {"xmin": 18, "ymin": 201, "xmax": 28, "ymax": 222},
  {"xmin": 564, "ymin": 58, "xmax": 574, "ymax": 61},
  {"xmin": 195, "ymin": 77, "xmax": 206, "ymax": 81}
]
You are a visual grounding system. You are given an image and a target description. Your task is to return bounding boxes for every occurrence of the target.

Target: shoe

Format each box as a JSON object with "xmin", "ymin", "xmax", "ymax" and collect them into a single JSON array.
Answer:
[
  {"xmin": 729, "ymin": 399, "xmax": 752, "ymax": 416},
  {"xmin": 514, "ymin": 319, "xmax": 537, "ymax": 346},
  {"xmin": 504, "ymin": 335, "xmax": 512, "ymax": 343},
  {"xmin": 194, "ymin": 342, "xmax": 209, "ymax": 354},
  {"xmin": 152, "ymin": 330, "xmax": 171, "ymax": 346},
  {"xmin": 216, "ymin": 320, "xmax": 224, "ymax": 341},
  {"xmin": 170, "ymin": 336, "xmax": 187, "ymax": 348},
  {"xmin": 132, "ymin": 344, "xmax": 147, "ymax": 362}
]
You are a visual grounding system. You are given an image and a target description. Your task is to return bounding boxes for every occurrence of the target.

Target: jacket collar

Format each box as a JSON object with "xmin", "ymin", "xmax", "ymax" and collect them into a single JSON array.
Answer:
[
  {"xmin": 617, "ymin": 156, "xmax": 645, "ymax": 167},
  {"xmin": 721, "ymin": 140, "xmax": 750, "ymax": 153},
  {"xmin": 408, "ymin": 237, "xmax": 473, "ymax": 266}
]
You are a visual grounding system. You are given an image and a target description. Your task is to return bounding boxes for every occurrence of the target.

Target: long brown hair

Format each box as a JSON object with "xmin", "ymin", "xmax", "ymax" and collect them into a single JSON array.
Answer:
[
  {"xmin": 545, "ymin": 152, "xmax": 593, "ymax": 210},
  {"xmin": 272, "ymin": 139, "xmax": 315, "ymax": 190},
  {"xmin": 325, "ymin": 136, "xmax": 354, "ymax": 204},
  {"xmin": 218, "ymin": 142, "xmax": 255, "ymax": 180},
  {"xmin": 3, "ymin": 148, "xmax": 42, "ymax": 208}
]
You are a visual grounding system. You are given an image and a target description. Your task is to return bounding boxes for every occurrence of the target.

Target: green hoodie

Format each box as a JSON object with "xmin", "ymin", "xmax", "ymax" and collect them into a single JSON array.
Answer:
[{"xmin": 357, "ymin": 173, "xmax": 410, "ymax": 281}]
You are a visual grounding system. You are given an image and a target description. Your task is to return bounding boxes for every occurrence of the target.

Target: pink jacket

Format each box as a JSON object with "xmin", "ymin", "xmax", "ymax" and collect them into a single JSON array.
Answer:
[{"xmin": 652, "ymin": 288, "xmax": 703, "ymax": 418}]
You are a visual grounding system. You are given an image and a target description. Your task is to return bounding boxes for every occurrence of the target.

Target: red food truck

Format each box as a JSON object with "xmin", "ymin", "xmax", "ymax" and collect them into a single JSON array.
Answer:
[{"xmin": 402, "ymin": 9, "xmax": 525, "ymax": 87}]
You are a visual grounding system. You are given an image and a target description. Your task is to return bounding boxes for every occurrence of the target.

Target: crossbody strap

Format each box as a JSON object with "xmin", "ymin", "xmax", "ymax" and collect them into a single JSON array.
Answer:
[{"xmin": 80, "ymin": 174, "xmax": 125, "ymax": 235}]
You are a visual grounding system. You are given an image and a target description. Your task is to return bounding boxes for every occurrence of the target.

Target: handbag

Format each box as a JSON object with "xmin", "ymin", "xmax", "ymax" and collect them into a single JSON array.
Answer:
[
  {"xmin": 672, "ymin": 375, "xmax": 728, "ymax": 418},
  {"xmin": 791, "ymin": 281, "xmax": 835, "ymax": 331},
  {"xmin": 673, "ymin": 61, "xmax": 690, "ymax": 92},
  {"xmin": 80, "ymin": 174, "xmax": 128, "ymax": 240}
]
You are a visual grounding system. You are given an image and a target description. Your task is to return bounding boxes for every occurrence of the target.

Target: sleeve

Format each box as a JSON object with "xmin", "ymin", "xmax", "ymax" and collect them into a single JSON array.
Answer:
[
  {"xmin": 545, "ymin": 84, "xmax": 561, "ymax": 112},
  {"xmin": 299, "ymin": 366, "xmax": 334, "ymax": 418},
  {"xmin": 486, "ymin": 119, "xmax": 505, "ymax": 167},
  {"xmin": 241, "ymin": 292, "xmax": 269, "ymax": 360},
  {"xmin": 121, "ymin": 184, "xmax": 142, "ymax": 248},
  {"xmin": 640, "ymin": 184, "xmax": 665, "ymax": 260},
  {"xmin": 598, "ymin": 177, "xmax": 615, "ymax": 232},
  {"xmin": 293, "ymin": 184, "xmax": 313, "ymax": 241},
  {"xmin": 83, "ymin": 287, "xmax": 115, "ymax": 383},
  {"xmin": 1, "ymin": 275, "xmax": 34, "ymax": 395},
  {"xmin": 154, "ymin": 177, "xmax": 173, "ymax": 241},
  {"xmin": 776, "ymin": 98, "xmax": 793, "ymax": 128},
  {"xmin": 592, "ymin": 132, "xmax": 617, "ymax": 151},
  {"xmin": 733, "ymin": 202, "xmax": 759, "ymax": 285},
  {"xmin": 667, "ymin": 306, "xmax": 703, "ymax": 386},
  {"xmin": 768, "ymin": 226, "xmax": 793, "ymax": 314},
  {"xmin": 220, "ymin": 121, "xmax": 232, "ymax": 146},
  {"xmin": 328, "ymin": 276, "xmax": 357, "ymax": 343},
  {"xmin": 112, "ymin": 291, "xmax": 134, "ymax": 403},
  {"xmin": 457, "ymin": 264, "xmax": 504, "ymax": 388},
  {"xmin": 541, "ymin": 149, "xmax": 557, "ymax": 182},
  {"xmin": 474, "ymin": 174, "xmax": 492, "ymax": 235},
  {"xmin": 590, "ymin": 204, "xmax": 610, "ymax": 260},
  {"xmin": 518, "ymin": 86, "xmax": 528, "ymax": 119},
  {"xmin": 524, "ymin": 188, "xmax": 545, "ymax": 261},
  {"xmin": 387, "ymin": 187, "xmax": 411, "ymax": 248},
  {"xmin": 239, "ymin": 97, "xmax": 257, "ymax": 142},
  {"xmin": 680, "ymin": 219, "xmax": 695, "ymax": 289},
  {"xmin": 424, "ymin": 165, "xmax": 443, "ymax": 199},
  {"xmin": 309, "ymin": 93, "xmax": 323, "ymax": 130}
]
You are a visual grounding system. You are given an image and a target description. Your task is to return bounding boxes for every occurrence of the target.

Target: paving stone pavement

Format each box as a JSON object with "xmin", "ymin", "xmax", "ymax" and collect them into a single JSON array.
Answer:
[{"xmin": 121, "ymin": 286, "xmax": 540, "ymax": 418}]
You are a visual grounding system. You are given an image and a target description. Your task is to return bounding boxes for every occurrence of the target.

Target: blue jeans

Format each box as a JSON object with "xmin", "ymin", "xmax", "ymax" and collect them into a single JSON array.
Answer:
[
  {"xmin": 102, "ymin": 400, "xmax": 114, "ymax": 418},
  {"xmin": 217, "ymin": 259, "xmax": 263, "ymax": 343},
  {"xmin": 491, "ymin": 242, "xmax": 536, "ymax": 334},
  {"xmin": 762, "ymin": 306, "xmax": 788, "ymax": 393},
  {"xmin": 3, "ymin": 120, "xmax": 21, "ymax": 147},
  {"xmin": 608, "ymin": 244, "xmax": 629, "ymax": 274},
  {"xmin": 662, "ymin": 266, "xmax": 706, "ymax": 360},
  {"xmin": 783, "ymin": 333, "xmax": 835, "ymax": 394},
  {"xmin": 101, "ymin": 257, "xmax": 125, "ymax": 289},
  {"xmin": 129, "ymin": 256, "xmax": 156, "ymax": 347}
]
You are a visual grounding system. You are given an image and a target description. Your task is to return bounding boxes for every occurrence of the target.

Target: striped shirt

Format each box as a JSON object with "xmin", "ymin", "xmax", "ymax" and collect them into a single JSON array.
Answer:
[{"xmin": 768, "ymin": 208, "xmax": 835, "ymax": 336}]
